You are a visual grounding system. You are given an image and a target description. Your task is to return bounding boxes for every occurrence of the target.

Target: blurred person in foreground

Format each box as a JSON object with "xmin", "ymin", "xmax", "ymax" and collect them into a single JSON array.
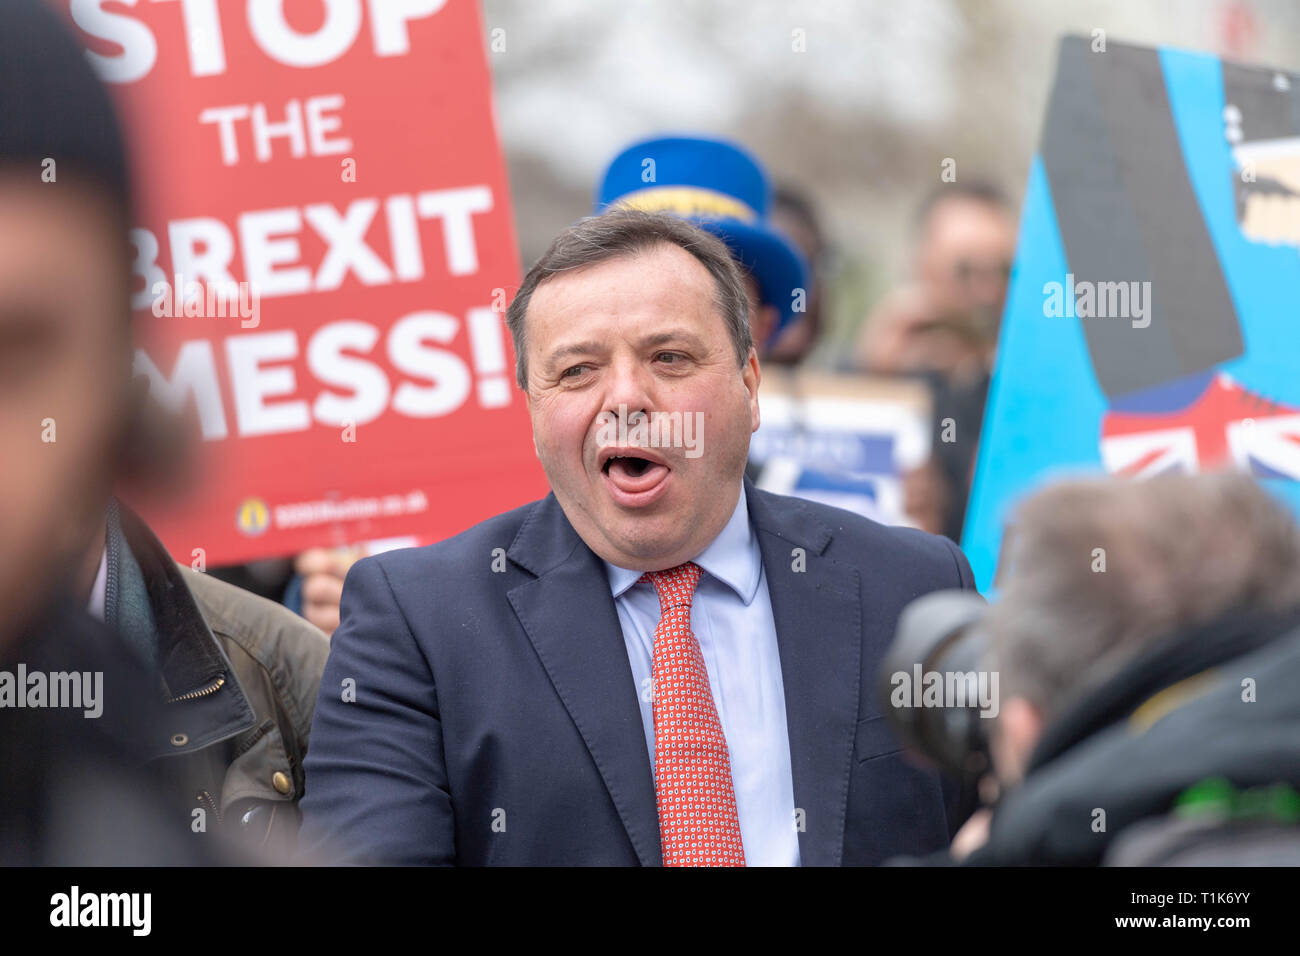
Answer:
[
  {"xmin": 0, "ymin": 0, "xmax": 212, "ymax": 864},
  {"xmin": 950, "ymin": 473, "xmax": 1300, "ymax": 865},
  {"xmin": 300, "ymin": 208, "xmax": 977, "ymax": 866},
  {"xmin": 0, "ymin": 0, "xmax": 326, "ymax": 861},
  {"xmin": 856, "ymin": 181, "xmax": 1017, "ymax": 541}
]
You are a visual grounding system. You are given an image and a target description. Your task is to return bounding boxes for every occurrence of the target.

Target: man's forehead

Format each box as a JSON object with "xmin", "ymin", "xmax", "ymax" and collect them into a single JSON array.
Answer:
[{"xmin": 530, "ymin": 243, "xmax": 716, "ymax": 315}]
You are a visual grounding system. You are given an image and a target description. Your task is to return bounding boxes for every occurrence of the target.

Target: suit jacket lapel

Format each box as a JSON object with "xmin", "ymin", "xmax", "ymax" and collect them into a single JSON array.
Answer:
[
  {"xmin": 746, "ymin": 478, "xmax": 863, "ymax": 866},
  {"xmin": 506, "ymin": 494, "xmax": 662, "ymax": 866}
]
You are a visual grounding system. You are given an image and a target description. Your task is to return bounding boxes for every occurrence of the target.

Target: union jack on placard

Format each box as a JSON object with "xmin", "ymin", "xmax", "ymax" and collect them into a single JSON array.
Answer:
[{"xmin": 1100, "ymin": 373, "xmax": 1300, "ymax": 479}]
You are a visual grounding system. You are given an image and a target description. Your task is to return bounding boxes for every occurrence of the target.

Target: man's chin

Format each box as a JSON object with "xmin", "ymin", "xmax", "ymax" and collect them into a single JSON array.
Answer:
[
  {"xmin": 600, "ymin": 519, "xmax": 687, "ymax": 567},
  {"xmin": 576, "ymin": 504, "xmax": 707, "ymax": 572}
]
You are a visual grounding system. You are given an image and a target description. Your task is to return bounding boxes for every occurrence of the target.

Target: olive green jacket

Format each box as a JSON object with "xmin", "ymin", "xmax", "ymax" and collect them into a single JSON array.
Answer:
[{"xmin": 111, "ymin": 504, "xmax": 329, "ymax": 856}]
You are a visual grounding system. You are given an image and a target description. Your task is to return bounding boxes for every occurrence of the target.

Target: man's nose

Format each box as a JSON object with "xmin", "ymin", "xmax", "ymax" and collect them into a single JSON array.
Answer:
[{"xmin": 601, "ymin": 357, "xmax": 655, "ymax": 419}]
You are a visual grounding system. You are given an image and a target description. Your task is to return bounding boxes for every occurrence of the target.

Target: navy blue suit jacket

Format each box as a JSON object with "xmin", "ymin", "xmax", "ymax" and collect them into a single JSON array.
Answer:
[{"xmin": 299, "ymin": 478, "xmax": 977, "ymax": 865}]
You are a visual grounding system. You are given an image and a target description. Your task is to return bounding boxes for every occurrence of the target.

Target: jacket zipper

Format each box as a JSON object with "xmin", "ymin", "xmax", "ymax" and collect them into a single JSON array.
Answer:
[
  {"xmin": 166, "ymin": 675, "xmax": 225, "ymax": 704},
  {"xmin": 176, "ymin": 675, "xmax": 229, "ymax": 829},
  {"xmin": 197, "ymin": 789, "xmax": 224, "ymax": 825}
]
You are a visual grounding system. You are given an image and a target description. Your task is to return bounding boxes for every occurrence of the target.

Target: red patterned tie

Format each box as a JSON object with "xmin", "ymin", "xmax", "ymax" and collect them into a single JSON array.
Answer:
[{"xmin": 640, "ymin": 562, "xmax": 746, "ymax": 867}]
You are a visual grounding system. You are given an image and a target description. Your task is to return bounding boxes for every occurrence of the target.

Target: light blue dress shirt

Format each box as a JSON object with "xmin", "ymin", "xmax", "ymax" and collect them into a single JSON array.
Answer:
[{"xmin": 602, "ymin": 484, "xmax": 801, "ymax": 866}]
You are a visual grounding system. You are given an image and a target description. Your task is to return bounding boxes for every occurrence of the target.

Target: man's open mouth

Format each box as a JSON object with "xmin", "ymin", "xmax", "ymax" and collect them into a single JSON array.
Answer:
[{"xmin": 598, "ymin": 448, "xmax": 672, "ymax": 503}]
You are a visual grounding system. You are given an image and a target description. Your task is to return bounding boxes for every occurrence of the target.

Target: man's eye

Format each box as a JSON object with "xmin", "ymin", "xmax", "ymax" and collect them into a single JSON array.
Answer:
[
  {"xmin": 654, "ymin": 352, "xmax": 682, "ymax": 364},
  {"xmin": 0, "ymin": 315, "xmax": 58, "ymax": 386},
  {"xmin": 562, "ymin": 365, "xmax": 588, "ymax": 379}
]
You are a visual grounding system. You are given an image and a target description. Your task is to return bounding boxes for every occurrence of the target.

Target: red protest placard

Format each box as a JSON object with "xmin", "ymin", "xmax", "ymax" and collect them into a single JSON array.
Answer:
[{"xmin": 60, "ymin": 0, "xmax": 546, "ymax": 565}]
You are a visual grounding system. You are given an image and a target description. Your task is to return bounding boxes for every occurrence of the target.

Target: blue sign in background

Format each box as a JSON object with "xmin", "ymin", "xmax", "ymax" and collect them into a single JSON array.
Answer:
[{"xmin": 963, "ymin": 45, "xmax": 1300, "ymax": 593}]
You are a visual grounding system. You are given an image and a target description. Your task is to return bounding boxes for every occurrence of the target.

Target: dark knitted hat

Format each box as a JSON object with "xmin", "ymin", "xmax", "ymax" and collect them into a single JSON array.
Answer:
[{"xmin": 0, "ymin": 0, "xmax": 131, "ymax": 212}]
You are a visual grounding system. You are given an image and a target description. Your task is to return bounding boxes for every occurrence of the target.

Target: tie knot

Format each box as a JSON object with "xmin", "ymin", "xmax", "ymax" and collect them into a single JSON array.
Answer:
[{"xmin": 639, "ymin": 561, "xmax": 702, "ymax": 611}]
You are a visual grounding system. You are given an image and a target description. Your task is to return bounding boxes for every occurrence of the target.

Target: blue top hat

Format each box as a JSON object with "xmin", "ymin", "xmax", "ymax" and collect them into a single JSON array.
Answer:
[{"xmin": 595, "ymin": 135, "xmax": 810, "ymax": 335}]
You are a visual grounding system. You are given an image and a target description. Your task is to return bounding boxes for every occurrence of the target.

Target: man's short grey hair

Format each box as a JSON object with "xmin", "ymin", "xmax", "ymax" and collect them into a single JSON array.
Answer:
[
  {"xmin": 988, "ymin": 472, "xmax": 1300, "ymax": 723},
  {"xmin": 505, "ymin": 208, "xmax": 752, "ymax": 390}
]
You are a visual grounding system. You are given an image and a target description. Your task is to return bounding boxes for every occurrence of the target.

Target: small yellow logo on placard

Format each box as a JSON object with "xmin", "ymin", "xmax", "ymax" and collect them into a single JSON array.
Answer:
[{"xmin": 236, "ymin": 498, "xmax": 270, "ymax": 536}]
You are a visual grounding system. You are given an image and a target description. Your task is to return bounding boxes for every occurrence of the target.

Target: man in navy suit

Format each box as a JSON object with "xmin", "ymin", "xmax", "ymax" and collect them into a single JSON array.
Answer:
[{"xmin": 299, "ymin": 209, "xmax": 977, "ymax": 866}]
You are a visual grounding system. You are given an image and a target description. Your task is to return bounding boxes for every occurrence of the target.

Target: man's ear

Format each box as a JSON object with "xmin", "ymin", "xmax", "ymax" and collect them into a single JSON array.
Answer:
[
  {"xmin": 991, "ymin": 696, "xmax": 1044, "ymax": 788},
  {"xmin": 751, "ymin": 306, "xmax": 777, "ymax": 358},
  {"xmin": 116, "ymin": 373, "xmax": 195, "ymax": 492},
  {"xmin": 743, "ymin": 348, "xmax": 762, "ymax": 432}
]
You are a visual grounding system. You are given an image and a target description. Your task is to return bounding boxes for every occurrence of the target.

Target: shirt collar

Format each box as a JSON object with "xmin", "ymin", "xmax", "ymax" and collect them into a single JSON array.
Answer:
[
  {"xmin": 86, "ymin": 544, "xmax": 108, "ymax": 623},
  {"xmin": 603, "ymin": 483, "xmax": 761, "ymax": 605}
]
